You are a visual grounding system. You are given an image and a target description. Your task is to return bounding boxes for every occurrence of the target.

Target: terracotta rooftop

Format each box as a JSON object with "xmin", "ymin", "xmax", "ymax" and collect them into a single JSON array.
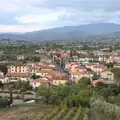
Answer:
[{"xmin": 6, "ymin": 73, "xmax": 29, "ymax": 78}]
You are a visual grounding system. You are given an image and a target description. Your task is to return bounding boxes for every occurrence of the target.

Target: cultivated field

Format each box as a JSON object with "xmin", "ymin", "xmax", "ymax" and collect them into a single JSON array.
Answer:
[{"xmin": 0, "ymin": 103, "xmax": 90, "ymax": 120}]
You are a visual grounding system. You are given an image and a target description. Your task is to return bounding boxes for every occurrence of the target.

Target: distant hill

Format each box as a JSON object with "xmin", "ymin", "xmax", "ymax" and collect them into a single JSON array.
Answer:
[
  {"xmin": 1, "ymin": 23, "xmax": 120, "ymax": 41},
  {"xmin": 80, "ymin": 32, "xmax": 120, "ymax": 42}
]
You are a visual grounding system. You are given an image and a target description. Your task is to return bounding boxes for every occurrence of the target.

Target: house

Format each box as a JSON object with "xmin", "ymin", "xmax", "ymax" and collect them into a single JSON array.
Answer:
[
  {"xmin": 6, "ymin": 64, "xmax": 29, "ymax": 82},
  {"xmin": 28, "ymin": 63, "xmax": 54, "ymax": 74},
  {"xmin": 6, "ymin": 73, "xmax": 29, "ymax": 82},
  {"xmin": 92, "ymin": 65, "xmax": 107, "ymax": 73},
  {"xmin": 52, "ymin": 79, "xmax": 68, "ymax": 86},
  {"xmin": 65, "ymin": 62, "xmax": 80, "ymax": 70},
  {"xmin": 101, "ymin": 70, "xmax": 114, "ymax": 81},
  {"xmin": 92, "ymin": 79, "xmax": 104, "ymax": 86},
  {"xmin": 51, "ymin": 72, "xmax": 68, "ymax": 86},
  {"xmin": 72, "ymin": 57, "xmax": 93, "ymax": 63},
  {"xmin": 85, "ymin": 63, "xmax": 107, "ymax": 73},
  {"xmin": 30, "ymin": 70, "xmax": 68, "ymax": 88},
  {"xmin": 0, "ymin": 71, "xmax": 5, "ymax": 83},
  {"xmin": 40, "ymin": 56, "xmax": 52, "ymax": 64},
  {"xmin": 30, "ymin": 67, "xmax": 68, "ymax": 87},
  {"xmin": 40, "ymin": 69, "xmax": 68, "ymax": 86},
  {"xmin": 85, "ymin": 63, "xmax": 93, "ymax": 69},
  {"xmin": 30, "ymin": 78, "xmax": 50, "ymax": 88},
  {"xmin": 70, "ymin": 71, "xmax": 93, "ymax": 83},
  {"xmin": 17, "ymin": 55, "xmax": 25, "ymax": 61},
  {"xmin": 65, "ymin": 62, "xmax": 94, "ymax": 83},
  {"xmin": 70, "ymin": 71, "xmax": 85, "ymax": 82},
  {"xmin": 105, "ymin": 55, "xmax": 120, "ymax": 63},
  {"xmin": 114, "ymin": 64, "xmax": 120, "ymax": 68},
  {"xmin": 8, "ymin": 64, "xmax": 28, "ymax": 73}
]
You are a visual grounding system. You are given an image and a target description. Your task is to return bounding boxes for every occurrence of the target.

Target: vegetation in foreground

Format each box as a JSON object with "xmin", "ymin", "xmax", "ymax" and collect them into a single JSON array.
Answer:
[
  {"xmin": 1, "ymin": 77, "xmax": 120, "ymax": 120},
  {"xmin": 0, "ymin": 103, "xmax": 90, "ymax": 120}
]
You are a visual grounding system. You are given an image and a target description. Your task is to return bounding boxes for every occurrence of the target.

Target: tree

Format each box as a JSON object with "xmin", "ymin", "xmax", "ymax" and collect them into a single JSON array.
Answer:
[
  {"xmin": 7, "ymin": 83, "xmax": 14, "ymax": 106},
  {"xmin": 14, "ymin": 80, "xmax": 32, "ymax": 92},
  {"xmin": 0, "ymin": 81, "xmax": 4, "ymax": 89},
  {"xmin": 94, "ymin": 83, "xmax": 120, "ymax": 102},
  {"xmin": 106, "ymin": 62, "xmax": 113, "ymax": 68},
  {"xmin": 37, "ymin": 87, "xmax": 53, "ymax": 104},
  {"xmin": 37, "ymin": 78, "xmax": 91, "ymax": 107},
  {"xmin": 0, "ymin": 96, "xmax": 9, "ymax": 108},
  {"xmin": 79, "ymin": 77, "xmax": 91, "ymax": 86},
  {"xmin": 92, "ymin": 73, "xmax": 100, "ymax": 80},
  {"xmin": 0, "ymin": 64, "xmax": 7, "ymax": 75},
  {"xmin": 31, "ymin": 73, "xmax": 41, "ymax": 79},
  {"xmin": 111, "ymin": 67, "xmax": 120, "ymax": 85}
]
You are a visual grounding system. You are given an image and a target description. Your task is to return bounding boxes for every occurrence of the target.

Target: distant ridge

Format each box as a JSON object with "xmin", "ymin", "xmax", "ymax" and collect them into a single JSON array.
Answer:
[{"xmin": 1, "ymin": 23, "xmax": 120, "ymax": 41}]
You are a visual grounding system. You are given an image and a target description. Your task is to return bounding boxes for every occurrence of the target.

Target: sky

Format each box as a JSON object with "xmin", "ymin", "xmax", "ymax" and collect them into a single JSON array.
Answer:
[{"xmin": 0, "ymin": 0, "xmax": 120, "ymax": 32}]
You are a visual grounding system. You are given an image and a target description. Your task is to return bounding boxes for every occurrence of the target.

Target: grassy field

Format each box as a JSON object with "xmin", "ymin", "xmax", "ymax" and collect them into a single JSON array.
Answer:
[
  {"xmin": 0, "ymin": 103, "xmax": 89, "ymax": 120},
  {"xmin": 0, "ymin": 104, "xmax": 53, "ymax": 120}
]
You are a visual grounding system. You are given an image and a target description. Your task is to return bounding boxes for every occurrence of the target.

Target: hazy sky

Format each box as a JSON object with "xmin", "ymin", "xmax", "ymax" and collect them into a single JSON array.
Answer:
[{"xmin": 0, "ymin": 0, "xmax": 120, "ymax": 32}]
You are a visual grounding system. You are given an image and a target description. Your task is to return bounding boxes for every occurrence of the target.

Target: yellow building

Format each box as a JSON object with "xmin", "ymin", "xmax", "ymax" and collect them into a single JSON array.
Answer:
[
  {"xmin": 8, "ymin": 64, "xmax": 28, "ymax": 73},
  {"xmin": 52, "ymin": 79, "xmax": 68, "ymax": 86}
]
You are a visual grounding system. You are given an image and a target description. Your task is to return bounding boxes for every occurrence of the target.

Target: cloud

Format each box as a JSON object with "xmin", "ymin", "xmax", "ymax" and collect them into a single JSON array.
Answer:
[
  {"xmin": 16, "ymin": 12, "xmax": 64, "ymax": 24},
  {"xmin": 1, "ymin": 0, "xmax": 120, "ymax": 32},
  {"xmin": 1, "ymin": 0, "xmax": 120, "ymax": 12},
  {"xmin": 28, "ymin": 0, "xmax": 120, "ymax": 11},
  {"xmin": 0, "ymin": 25, "xmax": 53, "ymax": 33},
  {"xmin": 16, "ymin": 9, "xmax": 120, "ymax": 25}
]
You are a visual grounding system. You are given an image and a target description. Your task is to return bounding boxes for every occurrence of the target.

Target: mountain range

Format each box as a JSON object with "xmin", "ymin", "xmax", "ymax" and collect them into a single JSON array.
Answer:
[{"xmin": 1, "ymin": 23, "xmax": 120, "ymax": 41}]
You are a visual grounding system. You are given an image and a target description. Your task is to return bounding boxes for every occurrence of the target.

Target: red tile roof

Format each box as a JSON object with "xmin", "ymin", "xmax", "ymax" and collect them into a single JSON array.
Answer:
[
  {"xmin": 92, "ymin": 79, "xmax": 104, "ymax": 85},
  {"xmin": 6, "ymin": 73, "xmax": 29, "ymax": 78}
]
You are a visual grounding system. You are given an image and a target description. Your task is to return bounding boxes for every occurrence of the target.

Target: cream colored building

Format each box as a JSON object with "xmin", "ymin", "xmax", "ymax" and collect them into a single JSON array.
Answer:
[
  {"xmin": 101, "ymin": 71, "xmax": 114, "ymax": 84},
  {"xmin": 8, "ymin": 64, "xmax": 28, "ymax": 73},
  {"xmin": 52, "ymin": 79, "xmax": 68, "ymax": 86},
  {"xmin": 6, "ymin": 64, "xmax": 29, "ymax": 82}
]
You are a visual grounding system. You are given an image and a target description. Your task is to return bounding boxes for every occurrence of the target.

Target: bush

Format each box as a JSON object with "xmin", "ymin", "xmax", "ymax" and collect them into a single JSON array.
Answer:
[{"xmin": 0, "ymin": 97, "xmax": 9, "ymax": 108}]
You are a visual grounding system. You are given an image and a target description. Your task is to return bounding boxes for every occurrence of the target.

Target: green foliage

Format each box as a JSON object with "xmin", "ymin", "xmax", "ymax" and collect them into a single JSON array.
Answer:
[
  {"xmin": 0, "ymin": 81, "xmax": 4, "ymax": 89},
  {"xmin": 37, "ymin": 78, "xmax": 91, "ymax": 107},
  {"xmin": 72, "ymin": 107, "xmax": 81, "ymax": 120},
  {"xmin": 14, "ymin": 80, "xmax": 32, "ymax": 92},
  {"xmin": 92, "ymin": 73, "xmax": 100, "ymax": 80},
  {"xmin": 91, "ymin": 98, "xmax": 120, "ymax": 120},
  {"xmin": 111, "ymin": 67, "xmax": 120, "ymax": 84},
  {"xmin": 37, "ymin": 87, "xmax": 53, "ymax": 104},
  {"xmin": 0, "ymin": 64, "xmax": 7, "ymax": 75},
  {"xmin": 106, "ymin": 62, "xmax": 113, "ymax": 68},
  {"xmin": 0, "ymin": 96, "xmax": 9, "ymax": 108},
  {"xmin": 94, "ymin": 83, "xmax": 120, "ymax": 102},
  {"xmin": 108, "ymin": 95, "xmax": 120, "ymax": 105},
  {"xmin": 31, "ymin": 74, "xmax": 41, "ymax": 79}
]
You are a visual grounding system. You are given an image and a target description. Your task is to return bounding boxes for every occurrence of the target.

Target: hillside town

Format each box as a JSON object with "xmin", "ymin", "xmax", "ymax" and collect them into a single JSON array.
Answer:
[
  {"xmin": 1, "ymin": 0, "xmax": 120, "ymax": 119},
  {"xmin": 0, "ymin": 42, "xmax": 120, "ymax": 120},
  {"xmin": 0, "ymin": 47, "xmax": 120, "ymax": 89}
]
